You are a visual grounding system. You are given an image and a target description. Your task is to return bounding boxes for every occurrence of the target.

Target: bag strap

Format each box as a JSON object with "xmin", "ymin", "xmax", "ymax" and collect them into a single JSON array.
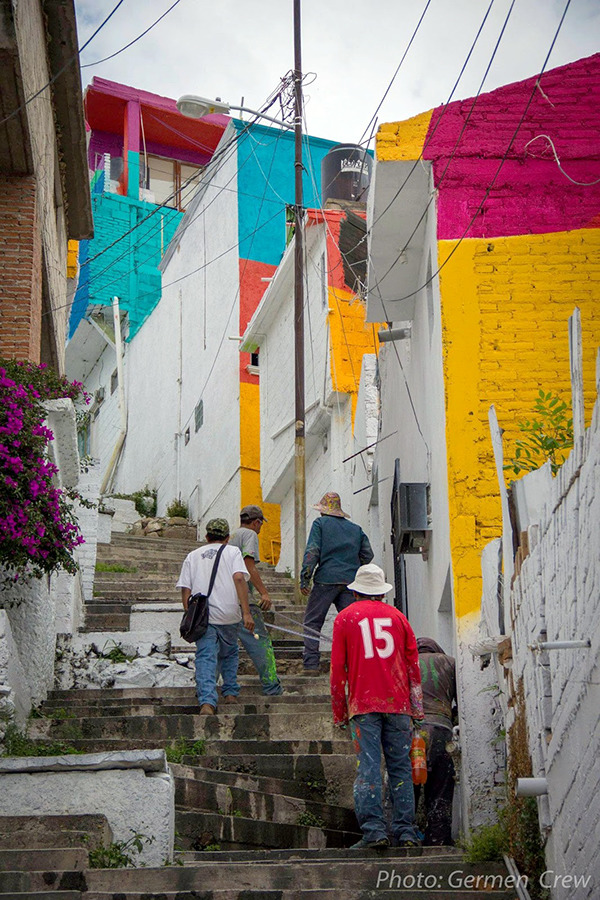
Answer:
[{"xmin": 205, "ymin": 543, "xmax": 227, "ymax": 600}]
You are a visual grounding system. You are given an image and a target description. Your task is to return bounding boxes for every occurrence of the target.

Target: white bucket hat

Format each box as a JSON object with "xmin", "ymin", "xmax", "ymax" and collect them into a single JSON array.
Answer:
[{"xmin": 347, "ymin": 563, "xmax": 393, "ymax": 596}]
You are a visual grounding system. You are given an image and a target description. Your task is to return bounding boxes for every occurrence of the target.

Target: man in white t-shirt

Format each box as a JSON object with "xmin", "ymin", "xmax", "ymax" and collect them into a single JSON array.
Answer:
[{"xmin": 177, "ymin": 518, "xmax": 254, "ymax": 714}]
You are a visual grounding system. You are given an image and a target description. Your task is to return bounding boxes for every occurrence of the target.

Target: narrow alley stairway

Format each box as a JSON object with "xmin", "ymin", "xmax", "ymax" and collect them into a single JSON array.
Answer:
[{"xmin": 0, "ymin": 534, "xmax": 519, "ymax": 899}]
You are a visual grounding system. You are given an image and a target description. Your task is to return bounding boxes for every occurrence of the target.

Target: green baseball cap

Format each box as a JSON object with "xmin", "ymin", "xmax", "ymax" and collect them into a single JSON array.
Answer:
[{"xmin": 205, "ymin": 518, "xmax": 230, "ymax": 539}]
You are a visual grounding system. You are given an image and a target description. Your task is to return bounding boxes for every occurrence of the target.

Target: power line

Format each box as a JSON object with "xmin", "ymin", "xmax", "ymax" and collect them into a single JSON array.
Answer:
[
  {"xmin": 0, "ymin": 0, "xmax": 126, "ymax": 128},
  {"xmin": 358, "ymin": 0, "xmax": 433, "ymax": 147},
  {"xmin": 369, "ymin": 0, "xmax": 514, "ymax": 297},
  {"xmin": 81, "ymin": 0, "xmax": 184, "ymax": 68},
  {"xmin": 378, "ymin": 0, "xmax": 573, "ymax": 311}
]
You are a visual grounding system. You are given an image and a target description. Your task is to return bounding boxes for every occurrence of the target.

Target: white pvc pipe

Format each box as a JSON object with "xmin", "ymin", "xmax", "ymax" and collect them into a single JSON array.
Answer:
[{"xmin": 515, "ymin": 778, "xmax": 548, "ymax": 797}]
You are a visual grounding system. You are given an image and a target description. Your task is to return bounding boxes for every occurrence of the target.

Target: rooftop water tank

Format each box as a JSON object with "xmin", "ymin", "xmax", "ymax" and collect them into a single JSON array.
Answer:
[{"xmin": 321, "ymin": 143, "xmax": 372, "ymax": 204}]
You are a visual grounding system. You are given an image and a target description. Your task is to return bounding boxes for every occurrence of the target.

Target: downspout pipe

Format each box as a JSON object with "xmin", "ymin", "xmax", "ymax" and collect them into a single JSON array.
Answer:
[{"xmin": 100, "ymin": 296, "xmax": 128, "ymax": 495}]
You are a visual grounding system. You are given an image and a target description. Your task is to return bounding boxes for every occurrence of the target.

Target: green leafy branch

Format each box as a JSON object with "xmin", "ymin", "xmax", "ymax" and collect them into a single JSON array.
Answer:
[{"xmin": 504, "ymin": 390, "xmax": 573, "ymax": 477}]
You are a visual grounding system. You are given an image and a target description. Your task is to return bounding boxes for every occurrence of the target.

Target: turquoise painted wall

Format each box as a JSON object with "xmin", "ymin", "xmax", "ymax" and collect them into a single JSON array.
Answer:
[
  {"xmin": 235, "ymin": 122, "xmax": 337, "ymax": 265},
  {"xmin": 69, "ymin": 167, "xmax": 182, "ymax": 340}
]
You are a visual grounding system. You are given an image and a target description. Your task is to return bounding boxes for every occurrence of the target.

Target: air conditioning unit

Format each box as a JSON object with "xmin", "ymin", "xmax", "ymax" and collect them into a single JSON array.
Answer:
[{"xmin": 396, "ymin": 482, "xmax": 431, "ymax": 554}]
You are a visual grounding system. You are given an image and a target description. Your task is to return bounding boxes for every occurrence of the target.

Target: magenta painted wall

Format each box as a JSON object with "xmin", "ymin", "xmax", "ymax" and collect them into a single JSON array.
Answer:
[{"xmin": 422, "ymin": 54, "xmax": 600, "ymax": 240}]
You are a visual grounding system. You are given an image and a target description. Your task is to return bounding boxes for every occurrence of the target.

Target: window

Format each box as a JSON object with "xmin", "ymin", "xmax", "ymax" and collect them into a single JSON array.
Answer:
[
  {"xmin": 251, "ymin": 352, "xmax": 259, "ymax": 368},
  {"xmin": 110, "ymin": 369, "xmax": 118, "ymax": 394},
  {"xmin": 142, "ymin": 155, "xmax": 202, "ymax": 211},
  {"xmin": 194, "ymin": 399, "xmax": 204, "ymax": 432},
  {"xmin": 184, "ymin": 427, "xmax": 191, "ymax": 445}
]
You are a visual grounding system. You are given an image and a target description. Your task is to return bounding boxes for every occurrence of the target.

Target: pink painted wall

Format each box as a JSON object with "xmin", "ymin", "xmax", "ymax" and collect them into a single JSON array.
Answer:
[{"xmin": 422, "ymin": 53, "xmax": 600, "ymax": 239}]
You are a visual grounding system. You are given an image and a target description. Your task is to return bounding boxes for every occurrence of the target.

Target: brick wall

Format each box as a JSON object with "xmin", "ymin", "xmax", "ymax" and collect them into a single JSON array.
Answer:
[
  {"xmin": 0, "ymin": 175, "xmax": 42, "ymax": 362},
  {"xmin": 509, "ymin": 392, "xmax": 600, "ymax": 899}
]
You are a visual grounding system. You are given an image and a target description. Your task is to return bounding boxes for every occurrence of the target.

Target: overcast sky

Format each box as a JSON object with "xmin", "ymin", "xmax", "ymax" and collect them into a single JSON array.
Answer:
[{"xmin": 75, "ymin": 0, "xmax": 600, "ymax": 144}]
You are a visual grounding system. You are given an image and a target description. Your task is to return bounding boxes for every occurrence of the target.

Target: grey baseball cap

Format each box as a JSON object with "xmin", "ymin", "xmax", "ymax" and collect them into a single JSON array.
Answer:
[{"xmin": 240, "ymin": 505, "xmax": 267, "ymax": 522}]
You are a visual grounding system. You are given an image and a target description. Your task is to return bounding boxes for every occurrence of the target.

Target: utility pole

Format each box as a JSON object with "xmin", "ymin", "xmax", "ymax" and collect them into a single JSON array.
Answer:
[{"xmin": 293, "ymin": 0, "xmax": 306, "ymax": 600}]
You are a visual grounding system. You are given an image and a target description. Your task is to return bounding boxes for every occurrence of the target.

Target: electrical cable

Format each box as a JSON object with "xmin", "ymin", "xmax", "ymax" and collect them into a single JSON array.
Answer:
[
  {"xmin": 378, "ymin": 0, "xmax": 573, "ymax": 310},
  {"xmin": 81, "ymin": 0, "xmax": 184, "ymax": 68},
  {"xmin": 358, "ymin": 0, "xmax": 433, "ymax": 147},
  {"xmin": 524, "ymin": 134, "xmax": 600, "ymax": 186},
  {"xmin": 369, "ymin": 0, "xmax": 513, "ymax": 296},
  {"xmin": 0, "ymin": 0, "xmax": 126, "ymax": 128}
]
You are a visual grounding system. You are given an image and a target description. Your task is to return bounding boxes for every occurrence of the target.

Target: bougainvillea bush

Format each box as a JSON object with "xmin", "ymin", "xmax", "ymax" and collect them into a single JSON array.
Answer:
[{"xmin": 0, "ymin": 358, "xmax": 90, "ymax": 584}]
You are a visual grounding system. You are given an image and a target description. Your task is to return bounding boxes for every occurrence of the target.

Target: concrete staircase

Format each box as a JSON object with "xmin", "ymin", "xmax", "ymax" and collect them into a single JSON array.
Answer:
[{"xmin": 1, "ymin": 533, "xmax": 518, "ymax": 898}]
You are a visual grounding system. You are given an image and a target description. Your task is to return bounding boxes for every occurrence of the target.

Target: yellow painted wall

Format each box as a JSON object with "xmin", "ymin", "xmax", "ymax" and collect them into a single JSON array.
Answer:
[
  {"xmin": 376, "ymin": 110, "xmax": 434, "ymax": 162},
  {"xmin": 441, "ymin": 228, "xmax": 600, "ymax": 619},
  {"xmin": 239, "ymin": 380, "xmax": 281, "ymax": 565},
  {"xmin": 328, "ymin": 286, "xmax": 379, "ymax": 422},
  {"xmin": 67, "ymin": 240, "xmax": 78, "ymax": 278}
]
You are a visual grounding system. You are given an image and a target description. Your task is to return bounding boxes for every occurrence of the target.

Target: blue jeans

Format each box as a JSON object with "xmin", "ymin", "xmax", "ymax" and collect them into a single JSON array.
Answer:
[
  {"xmin": 302, "ymin": 583, "xmax": 355, "ymax": 669},
  {"xmin": 195, "ymin": 623, "xmax": 240, "ymax": 708},
  {"xmin": 238, "ymin": 603, "xmax": 282, "ymax": 695},
  {"xmin": 350, "ymin": 712, "xmax": 419, "ymax": 844}
]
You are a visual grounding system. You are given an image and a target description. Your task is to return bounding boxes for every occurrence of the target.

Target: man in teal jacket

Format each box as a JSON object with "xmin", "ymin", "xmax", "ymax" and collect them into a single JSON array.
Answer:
[{"xmin": 300, "ymin": 492, "xmax": 373, "ymax": 673}]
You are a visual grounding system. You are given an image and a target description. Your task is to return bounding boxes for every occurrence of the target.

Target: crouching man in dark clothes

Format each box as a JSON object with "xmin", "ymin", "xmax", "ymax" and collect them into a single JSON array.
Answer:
[{"xmin": 415, "ymin": 637, "xmax": 457, "ymax": 846}]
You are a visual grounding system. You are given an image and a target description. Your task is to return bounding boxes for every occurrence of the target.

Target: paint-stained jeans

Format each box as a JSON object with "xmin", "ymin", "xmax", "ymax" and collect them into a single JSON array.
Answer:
[
  {"xmin": 302, "ymin": 583, "xmax": 355, "ymax": 669},
  {"xmin": 414, "ymin": 723, "xmax": 455, "ymax": 845},
  {"xmin": 195, "ymin": 623, "xmax": 240, "ymax": 708},
  {"xmin": 237, "ymin": 603, "xmax": 282, "ymax": 695},
  {"xmin": 350, "ymin": 712, "xmax": 419, "ymax": 844}
]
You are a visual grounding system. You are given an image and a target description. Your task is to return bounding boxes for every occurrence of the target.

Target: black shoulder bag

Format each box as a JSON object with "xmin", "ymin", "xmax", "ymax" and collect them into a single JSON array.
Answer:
[{"xmin": 179, "ymin": 543, "xmax": 226, "ymax": 643}]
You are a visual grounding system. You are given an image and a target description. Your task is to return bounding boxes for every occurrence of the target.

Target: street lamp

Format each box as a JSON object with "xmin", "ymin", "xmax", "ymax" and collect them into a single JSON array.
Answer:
[
  {"xmin": 176, "ymin": 0, "xmax": 306, "ymax": 598},
  {"xmin": 176, "ymin": 95, "xmax": 293, "ymax": 130}
]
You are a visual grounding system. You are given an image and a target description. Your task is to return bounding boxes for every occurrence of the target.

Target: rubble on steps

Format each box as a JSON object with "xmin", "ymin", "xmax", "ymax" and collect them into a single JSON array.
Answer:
[{"xmin": 129, "ymin": 515, "xmax": 198, "ymax": 541}]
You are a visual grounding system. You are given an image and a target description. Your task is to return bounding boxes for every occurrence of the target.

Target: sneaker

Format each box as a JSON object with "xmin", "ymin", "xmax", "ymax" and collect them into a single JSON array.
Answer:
[
  {"xmin": 350, "ymin": 836, "xmax": 390, "ymax": 850},
  {"xmin": 198, "ymin": 704, "xmax": 216, "ymax": 715},
  {"xmin": 222, "ymin": 695, "xmax": 237, "ymax": 705},
  {"xmin": 397, "ymin": 838, "xmax": 421, "ymax": 849}
]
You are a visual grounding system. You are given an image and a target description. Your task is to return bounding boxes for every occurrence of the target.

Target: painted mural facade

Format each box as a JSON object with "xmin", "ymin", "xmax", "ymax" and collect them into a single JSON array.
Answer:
[{"xmin": 368, "ymin": 53, "xmax": 600, "ymax": 828}]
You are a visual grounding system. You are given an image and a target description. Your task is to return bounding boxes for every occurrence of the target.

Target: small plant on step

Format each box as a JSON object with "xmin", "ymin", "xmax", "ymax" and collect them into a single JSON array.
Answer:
[
  {"xmin": 101, "ymin": 640, "xmax": 137, "ymax": 663},
  {"xmin": 1, "ymin": 724, "xmax": 83, "ymax": 757},
  {"xmin": 88, "ymin": 830, "xmax": 155, "ymax": 868},
  {"xmin": 296, "ymin": 811, "xmax": 326, "ymax": 828},
  {"xmin": 460, "ymin": 821, "xmax": 509, "ymax": 862},
  {"xmin": 165, "ymin": 737, "xmax": 206, "ymax": 763},
  {"xmin": 166, "ymin": 498, "xmax": 189, "ymax": 518}
]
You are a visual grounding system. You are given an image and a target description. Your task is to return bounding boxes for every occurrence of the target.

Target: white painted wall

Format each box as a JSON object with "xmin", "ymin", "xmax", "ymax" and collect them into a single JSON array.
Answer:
[
  {"xmin": 114, "ymin": 125, "xmax": 242, "ymax": 531},
  {"xmin": 507, "ymin": 394, "xmax": 600, "ymax": 900},
  {"xmin": 246, "ymin": 220, "xmax": 373, "ymax": 576},
  {"xmin": 367, "ymin": 172, "xmax": 454, "ymax": 651}
]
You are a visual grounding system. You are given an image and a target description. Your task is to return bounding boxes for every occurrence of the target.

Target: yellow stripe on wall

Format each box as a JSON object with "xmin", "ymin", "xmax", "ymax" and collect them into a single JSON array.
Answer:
[
  {"xmin": 376, "ymin": 110, "xmax": 434, "ymax": 161},
  {"xmin": 440, "ymin": 228, "xmax": 600, "ymax": 619},
  {"xmin": 328, "ymin": 286, "xmax": 379, "ymax": 423},
  {"xmin": 239, "ymin": 380, "xmax": 281, "ymax": 565}
]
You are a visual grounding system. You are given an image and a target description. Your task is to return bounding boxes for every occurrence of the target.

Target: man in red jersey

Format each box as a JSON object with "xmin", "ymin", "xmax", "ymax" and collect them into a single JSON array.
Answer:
[{"xmin": 330, "ymin": 563, "xmax": 424, "ymax": 849}]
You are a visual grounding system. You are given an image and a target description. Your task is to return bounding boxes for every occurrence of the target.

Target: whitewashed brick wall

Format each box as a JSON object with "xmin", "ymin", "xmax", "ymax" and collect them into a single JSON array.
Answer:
[{"xmin": 510, "ymin": 395, "xmax": 600, "ymax": 900}]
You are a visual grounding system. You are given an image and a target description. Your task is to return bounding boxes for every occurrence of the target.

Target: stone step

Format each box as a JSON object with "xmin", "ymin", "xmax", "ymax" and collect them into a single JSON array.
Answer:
[
  {"xmin": 42, "ymin": 691, "xmax": 330, "ymax": 711},
  {"xmin": 178, "ymin": 845, "xmax": 462, "ymax": 863},
  {"xmin": 170, "ymin": 762, "xmax": 354, "ymax": 809},
  {"xmin": 38, "ymin": 700, "xmax": 330, "ymax": 719},
  {"xmin": 198, "ymin": 752, "xmax": 356, "ymax": 804},
  {"xmin": 173, "ymin": 771, "xmax": 359, "ymax": 831},
  {"xmin": 0, "ymin": 894, "xmax": 82, "ymax": 900},
  {"xmin": 84, "ymin": 859, "xmax": 512, "ymax": 893},
  {"xmin": 0, "ymin": 848, "xmax": 89, "ymax": 872},
  {"xmin": 0, "ymin": 815, "xmax": 112, "ymax": 850},
  {"xmin": 94, "ymin": 569, "xmax": 295, "ymax": 587},
  {"xmin": 174, "ymin": 809, "xmax": 357, "ymax": 851},
  {"xmin": 80, "ymin": 614, "xmax": 130, "ymax": 632},
  {"xmin": 0, "ymin": 871, "xmax": 87, "ymax": 894},
  {"xmin": 85, "ymin": 892, "xmax": 516, "ymax": 900},
  {"xmin": 46, "ymin": 681, "xmax": 330, "ymax": 702},
  {"xmin": 29, "ymin": 712, "xmax": 341, "ymax": 743},
  {"xmin": 100, "ymin": 534, "xmax": 202, "ymax": 552}
]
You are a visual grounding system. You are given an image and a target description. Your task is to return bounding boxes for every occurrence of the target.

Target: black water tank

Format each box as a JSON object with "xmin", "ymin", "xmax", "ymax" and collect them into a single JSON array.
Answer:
[{"xmin": 321, "ymin": 144, "xmax": 372, "ymax": 204}]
